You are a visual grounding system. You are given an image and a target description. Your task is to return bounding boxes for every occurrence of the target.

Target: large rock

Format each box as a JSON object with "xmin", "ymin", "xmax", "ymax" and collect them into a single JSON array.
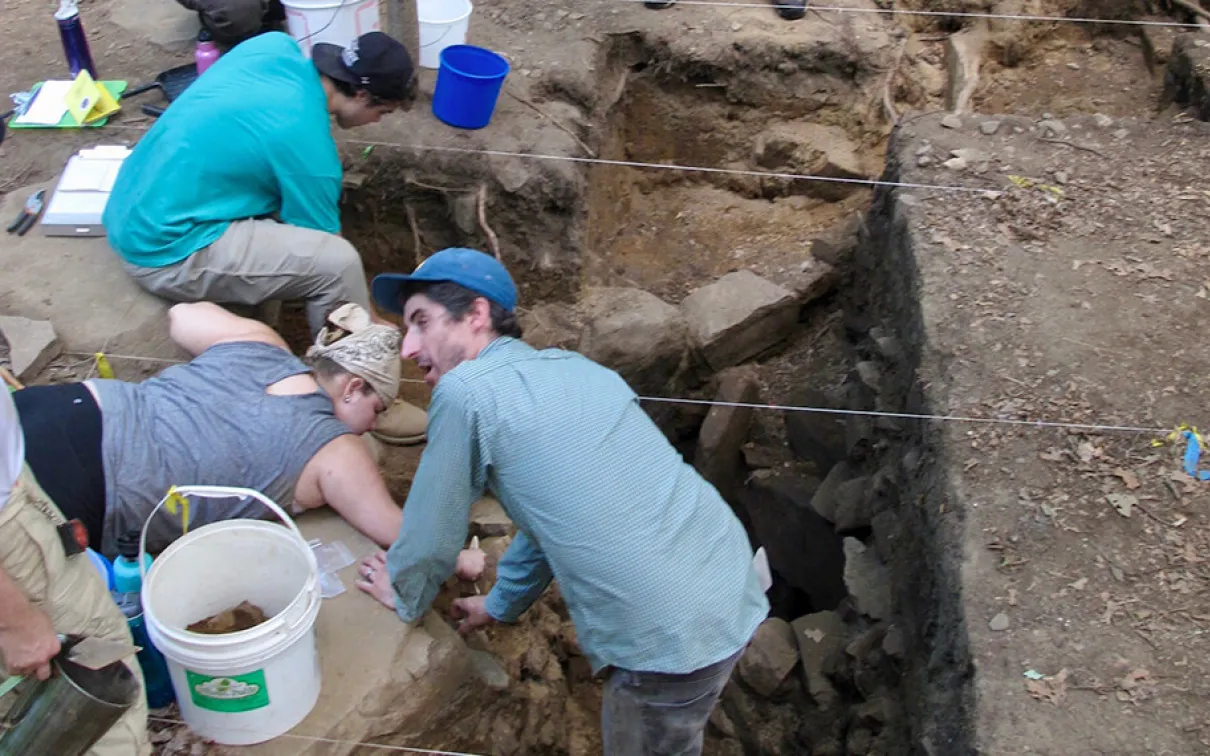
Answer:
[
  {"xmin": 0, "ymin": 183, "xmax": 179, "ymax": 370},
  {"xmin": 578, "ymin": 287, "xmax": 687, "ymax": 393},
  {"xmin": 680, "ymin": 271, "xmax": 798, "ymax": 371},
  {"xmin": 470, "ymin": 496, "xmax": 514, "ymax": 538},
  {"xmin": 842, "ymin": 538, "xmax": 892, "ymax": 620},
  {"xmin": 783, "ymin": 387, "xmax": 848, "ymax": 474},
  {"xmin": 108, "ymin": 0, "xmax": 201, "ymax": 53},
  {"xmin": 1164, "ymin": 34, "xmax": 1210, "ymax": 121},
  {"xmin": 808, "ymin": 460, "xmax": 852, "ymax": 523},
  {"xmin": 945, "ymin": 24, "xmax": 986, "ymax": 114},
  {"xmin": 754, "ymin": 123, "xmax": 871, "ymax": 202},
  {"xmin": 519, "ymin": 302, "xmax": 582, "ymax": 351},
  {"xmin": 241, "ymin": 509, "xmax": 475, "ymax": 756},
  {"xmin": 0, "ymin": 316, "xmax": 61, "ymax": 381},
  {"xmin": 737, "ymin": 617, "xmax": 800, "ymax": 698},
  {"xmin": 790, "ymin": 611, "xmax": 849, "ymax": 710},
  {"xmin": 740, "ymin": 471, "xmax": 847, "ymax": 610},
  {"xmin": 694, "ymin": 367, "xmax": 760, "ymax": 503}
]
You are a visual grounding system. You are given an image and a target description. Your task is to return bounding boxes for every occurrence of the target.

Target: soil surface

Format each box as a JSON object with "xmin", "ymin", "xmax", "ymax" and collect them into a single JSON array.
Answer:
[
  {"xmin": 4, "ymin": 0, "xmax": 1209, "ymax": 754},
  {"xmin": 886, "ymin": 110, "xmax": 1210, "ymax": 753}
]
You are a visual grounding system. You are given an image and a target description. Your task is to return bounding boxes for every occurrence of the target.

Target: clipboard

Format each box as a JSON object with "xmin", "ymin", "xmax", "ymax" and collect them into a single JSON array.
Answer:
[{"xmin": 9, "ymin": 76, "xmax": 128, "ymax": 130}]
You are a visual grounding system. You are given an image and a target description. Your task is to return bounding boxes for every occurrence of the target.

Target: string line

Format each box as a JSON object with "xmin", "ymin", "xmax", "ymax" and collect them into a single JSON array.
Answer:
[
  {"xmin": 68, "ymin": 351, "xmax": 1174, "ymax": 434},
  {"xmin": 147, "ymin": 716, "xmax": 486, "ymax": 756},
  {"xmin": 637, "ymin": 396, "xmax": 1172, "ymax": 435},
  {"xmin": 610, "ymin": 0, "xmax": 1205, "ymax": 29},
  {"xmin": 98, "ymin": 123, "xmax": 994, "ymax": 195}
]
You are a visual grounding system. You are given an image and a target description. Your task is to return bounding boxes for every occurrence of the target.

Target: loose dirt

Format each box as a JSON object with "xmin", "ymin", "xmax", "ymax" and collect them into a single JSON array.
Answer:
[{"xmin": 186, "ymin": 601, "xmax": 269, "ymax": 635}]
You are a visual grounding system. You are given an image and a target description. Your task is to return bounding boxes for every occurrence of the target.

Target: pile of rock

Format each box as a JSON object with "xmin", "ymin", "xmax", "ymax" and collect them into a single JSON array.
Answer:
[{"xmin": 689, "ymin": 314, "xmax": 913, "ymax": 753}]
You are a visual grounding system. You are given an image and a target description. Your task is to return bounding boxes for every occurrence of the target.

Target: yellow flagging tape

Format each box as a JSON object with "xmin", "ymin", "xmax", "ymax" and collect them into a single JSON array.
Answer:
[
  {"xmin": 94, "ymin": 353, "xmax": 114, "ymax": 379},
  {"xmin": 1007, "ymin": 174, "xmax": 1064, "ymax": 198},
  {"xmin": 164, "ymin": 486, "xmax": 191, "ymax": 535}
]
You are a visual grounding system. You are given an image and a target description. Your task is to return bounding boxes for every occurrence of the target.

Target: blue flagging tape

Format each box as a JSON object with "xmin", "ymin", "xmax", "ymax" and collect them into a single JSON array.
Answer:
[{"xmin": 1182, "ymin": 431, "xmax": 1210, "ymax": 481}]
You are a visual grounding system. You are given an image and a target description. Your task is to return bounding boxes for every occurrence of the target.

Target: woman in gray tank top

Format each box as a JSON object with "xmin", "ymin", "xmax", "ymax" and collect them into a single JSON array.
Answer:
[{"xmin": 15, "ymin": 302, "xmax": 482, "ymax": 579}]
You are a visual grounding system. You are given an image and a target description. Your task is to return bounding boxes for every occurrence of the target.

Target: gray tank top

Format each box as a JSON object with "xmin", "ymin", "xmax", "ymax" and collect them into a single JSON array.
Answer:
[{"xmin": 91, "ymin": 341, "xmax": 351, "ymax": 557}]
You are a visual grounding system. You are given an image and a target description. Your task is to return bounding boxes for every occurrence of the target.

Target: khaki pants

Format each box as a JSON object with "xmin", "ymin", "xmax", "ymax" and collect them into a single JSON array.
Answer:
[
  {"xmin": 123, "ymin": 219, "xmax": 372, "ymax": 337},
  {"xmin": 0, "ymin": 467, "xmax": 150, "ymax": 756}
]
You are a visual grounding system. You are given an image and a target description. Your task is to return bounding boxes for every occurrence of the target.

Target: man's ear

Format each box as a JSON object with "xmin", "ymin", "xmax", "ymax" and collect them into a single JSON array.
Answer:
[{"xmin": 470, "ymin": 297, "xmax": 493, "ymax": 332}]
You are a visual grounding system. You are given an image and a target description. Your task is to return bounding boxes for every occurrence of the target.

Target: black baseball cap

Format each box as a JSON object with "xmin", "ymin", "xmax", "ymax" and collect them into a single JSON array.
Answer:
[{"xmin": 312, "ymin": 32, "xmax": 415, "ymax": 102}]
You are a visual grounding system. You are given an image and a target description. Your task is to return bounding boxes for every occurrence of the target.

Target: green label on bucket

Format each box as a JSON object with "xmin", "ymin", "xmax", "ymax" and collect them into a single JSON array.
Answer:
[{"xmin": 185, "ymin": 669, "xmax": 270, "ymax": 713}]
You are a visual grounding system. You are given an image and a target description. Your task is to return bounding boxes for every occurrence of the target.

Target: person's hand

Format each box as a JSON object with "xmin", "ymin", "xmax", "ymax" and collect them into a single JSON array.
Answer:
[
  {"xmin": 450, "ymin": 595, "xmax": 496, "ymax": 636},
  {"xmin": 0, "ymin": 604, "xmax": 60, "ymax": 680},
  {"xmin": 455, "ymin": 547, "xmax": 486, "ymax": 582},
  {"xmin": 354, "ymin": 551, "xmax": 397, "ymax": 611}
]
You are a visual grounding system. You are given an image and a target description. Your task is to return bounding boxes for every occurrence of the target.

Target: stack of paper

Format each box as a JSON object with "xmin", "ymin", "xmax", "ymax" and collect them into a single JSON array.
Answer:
[{"xmin": 42, "ymin": 145, "xmax": 132, "ymax": 237}]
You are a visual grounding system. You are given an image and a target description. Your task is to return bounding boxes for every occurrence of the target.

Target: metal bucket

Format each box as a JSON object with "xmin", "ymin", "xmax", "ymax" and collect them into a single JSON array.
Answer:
[{"xmin": 0, "ymin": 656, "xmax": 139, "ymax": 756}]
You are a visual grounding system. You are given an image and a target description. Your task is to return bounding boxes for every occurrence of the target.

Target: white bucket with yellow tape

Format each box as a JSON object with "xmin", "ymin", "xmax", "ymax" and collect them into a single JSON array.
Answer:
[{"xmin": 139, "ymin": 486, "xmax": 321, "ymax": 745}]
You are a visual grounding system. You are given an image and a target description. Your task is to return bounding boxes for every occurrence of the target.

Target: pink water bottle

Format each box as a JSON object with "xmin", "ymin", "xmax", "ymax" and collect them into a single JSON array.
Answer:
[{"xmin": 195, "ymin": 28, "xmax": 220, "ymax": 75}]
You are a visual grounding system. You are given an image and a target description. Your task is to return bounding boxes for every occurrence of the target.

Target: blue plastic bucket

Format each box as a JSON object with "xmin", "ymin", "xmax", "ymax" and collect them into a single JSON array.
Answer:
[{"xmin": 432, "ymin": 45, "xmax": 510, "ymax": 129}]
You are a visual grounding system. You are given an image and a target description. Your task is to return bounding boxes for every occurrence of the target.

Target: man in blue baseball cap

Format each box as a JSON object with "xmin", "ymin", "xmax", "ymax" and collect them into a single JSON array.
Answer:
[{"xmin": 358, "ymin": 248, "xmax": 769, "ymax": 755}]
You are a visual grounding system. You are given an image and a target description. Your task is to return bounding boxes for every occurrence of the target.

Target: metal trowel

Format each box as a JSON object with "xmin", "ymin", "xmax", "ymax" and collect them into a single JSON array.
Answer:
[
  {"xmin": 57, "ymin": 634, "xmax": 141, "ymax": 670},
  {"xmin": 0, "ymin": 635, "xmax": 141, "ymax": 698}
]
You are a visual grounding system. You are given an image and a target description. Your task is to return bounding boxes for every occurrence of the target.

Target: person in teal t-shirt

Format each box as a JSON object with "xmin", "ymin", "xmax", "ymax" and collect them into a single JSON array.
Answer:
[{"xmin": 103, "ymin": 30, "xmax": 416, "ymax": 339}]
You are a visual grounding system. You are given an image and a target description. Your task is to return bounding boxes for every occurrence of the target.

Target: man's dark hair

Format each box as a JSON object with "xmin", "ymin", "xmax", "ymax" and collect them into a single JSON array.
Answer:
[
  {"xmin": 321, "ymin": 74, "xmax": 406, "ymax": 107},
  {"xmin": 404, "ymin": 281, "xmax": 523, "ymax": 339}
]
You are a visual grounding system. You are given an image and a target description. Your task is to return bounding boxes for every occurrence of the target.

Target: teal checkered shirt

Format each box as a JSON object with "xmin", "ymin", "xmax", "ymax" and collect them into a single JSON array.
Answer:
[{"xmin": 385, "ymin": 337, "xmax": 769, "ymax": 674}]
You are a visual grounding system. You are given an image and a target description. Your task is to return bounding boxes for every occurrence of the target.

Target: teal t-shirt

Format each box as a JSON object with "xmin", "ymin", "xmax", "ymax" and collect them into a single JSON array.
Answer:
[{"xmin": 103, "ymin": 32, "xmax": 343, "ymax": 268}]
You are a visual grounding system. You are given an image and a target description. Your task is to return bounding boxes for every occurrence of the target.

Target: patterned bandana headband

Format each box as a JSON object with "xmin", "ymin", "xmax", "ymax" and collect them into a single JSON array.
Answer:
[{"xmin": 307, "ymin": 304, "xmax": 402, "ymax": 406}]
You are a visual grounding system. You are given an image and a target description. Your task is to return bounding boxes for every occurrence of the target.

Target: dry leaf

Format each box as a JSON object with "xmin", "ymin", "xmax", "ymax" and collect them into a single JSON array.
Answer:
[
  {"xmin": 1077, "ymin": 442, "xmax": 1098, "ymax": 463},
  {"xmin": 1116, "ymin": 668, "xmax": 1155, "ymax": 705},
  {"xmin": 1113, "ymin": 469, "xmax": 1141, "ymax": 490},
  {"xmin": 1069, "ymin": 577, "xmax": 1089, "ymax": 591},
  {"xmin": 1107, "ymin": 493, "xmax": 1136, "ymax": 518},
  {"xmin": 1025, "ymin": 668, "xmax": 1069, "ymax": 705},
  {"xmin": 1040, "ymin": 449, "xmax": 1065, "ymax": 462}
]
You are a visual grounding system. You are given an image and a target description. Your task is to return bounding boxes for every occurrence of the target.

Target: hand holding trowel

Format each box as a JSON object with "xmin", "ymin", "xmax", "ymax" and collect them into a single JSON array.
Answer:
[{"xmin": 0, "ymin": 634, "xmax": 140, "ymax": 697}]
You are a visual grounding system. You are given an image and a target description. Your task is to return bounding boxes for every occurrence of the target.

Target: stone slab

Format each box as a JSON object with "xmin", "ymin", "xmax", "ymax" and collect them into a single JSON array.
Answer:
[
  {"xmin": 469, "ymin": 495, "xmax": 514, "ymax": 538},
  {"xmin": 694, "ymin": 366, "xmax": 759, "ymax": 503},
  {"xmin": 577, "ymin": 287, "xmax": 688, "ymax": 394},
  {"xmin": 0, "ymin": 182, "xmax": 180, "ymax": 366},
  {"xmin": 240, "ymin": 509, "xmax": 473, "ymax": 754},
  {"xmin": 108, "ymin": 0, "xmax": 200, "ymax": 54},
  {"xmin": 1163, "ymin": 33, "xmax": 1210, "ymax": 121},
  {"xmin": 0, "ymin": 316, "xmax": 61, "ymax": 381},
  {"xmin": 680, "ymin": 270, "xmax": 798, "ymax": 371}
]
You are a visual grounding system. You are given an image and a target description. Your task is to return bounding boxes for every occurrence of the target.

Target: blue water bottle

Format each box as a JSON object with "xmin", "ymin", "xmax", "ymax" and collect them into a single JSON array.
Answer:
[
  {"xmin": 54, "ymin": 0, "xmax": 98, "ymax": 80},
  {"xmin": 112, "ymin": 532, "xmax": 176, "ymax": 709}
]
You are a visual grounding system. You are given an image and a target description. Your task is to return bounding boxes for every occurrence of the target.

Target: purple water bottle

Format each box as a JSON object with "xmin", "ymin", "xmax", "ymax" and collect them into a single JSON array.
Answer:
[
  {"xmin": 55, "ymin": 0, "xmax": 98, "ymax": 80},
  {"xmin": 195, "ymin": 29, "xmax": 220, "ymax": 75}
]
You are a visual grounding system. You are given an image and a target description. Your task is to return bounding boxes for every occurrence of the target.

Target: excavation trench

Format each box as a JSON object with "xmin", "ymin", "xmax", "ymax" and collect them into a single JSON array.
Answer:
[
  {"xmin": 316, "ymin": 7, "xmax": 1174, "ymax": 748},
  {"xmin": 324, "ymin": 35, "xmax": 943, "ymax": 756}
]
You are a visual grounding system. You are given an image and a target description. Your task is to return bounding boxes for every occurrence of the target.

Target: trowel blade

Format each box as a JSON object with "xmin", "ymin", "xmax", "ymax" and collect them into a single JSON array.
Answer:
[{"xmin": 62, "ymin": 636, "xmax": 141, "ymax": 670}]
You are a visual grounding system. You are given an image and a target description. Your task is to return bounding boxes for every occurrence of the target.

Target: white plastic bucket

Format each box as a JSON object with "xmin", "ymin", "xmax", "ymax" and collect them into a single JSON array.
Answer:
[
  {"xmin": 418, "ymin": 0, "xmax": 473, "ymax": 69},
  {"xmin": 282, "ymin": 0, "xmax": 381, "ymax": 58},
  {"xmin": 139, "ymin": 486, "xmax": 322, "ymax": 745}
]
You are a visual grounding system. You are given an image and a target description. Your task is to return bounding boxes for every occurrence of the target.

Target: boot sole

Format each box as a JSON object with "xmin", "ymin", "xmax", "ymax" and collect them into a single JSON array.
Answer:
[{"xmin": 371, "ymin": 430, "xmax": 428, "ymax": 446}]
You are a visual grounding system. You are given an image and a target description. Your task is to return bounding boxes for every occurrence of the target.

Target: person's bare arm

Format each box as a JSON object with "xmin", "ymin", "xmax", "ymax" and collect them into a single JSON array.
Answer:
[
  {"xmin": 167, "ymin": 302, "xmax": 289, "ymax": 358},
  {"xmin": 298, "ymin": 435, "xmax": 403, "ymax": 547},
  {"xmin": 0, "ymin": 565, "xmax": 59, "ymax": 680}
]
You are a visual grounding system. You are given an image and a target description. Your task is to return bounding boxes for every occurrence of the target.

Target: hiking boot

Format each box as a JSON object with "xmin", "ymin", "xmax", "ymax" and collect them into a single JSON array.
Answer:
[
  {"xmin": 773, "ymin": 0, "xmax": 807, "ymax": 20},
  {"xmin": 372, "ymin": 399, "xmax": 428, "ymax": 446},
  {"xmin": 645, "ymin": 0, "xmax": 677, "ymax": 8}
]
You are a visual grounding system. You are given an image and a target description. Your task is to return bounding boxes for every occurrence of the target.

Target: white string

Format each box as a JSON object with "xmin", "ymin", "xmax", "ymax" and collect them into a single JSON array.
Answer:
[
  {"xmin": 67, "ymin": 350, "xmax": 1175, "ymax": 434},
  {"xmin": 98, "ymin": 124, "xmax": 993, "ymax": 195},
  {"xmin": 636, "ymin": 396, "xmax": 1173, "ymax": 435},
  {"xmin": 147, "ymin": 716, "xmax": 487, "ymax": 756},
  {"xmin": 612, "ymin": 0, "xmax": 1205, "ymax": 29}
]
